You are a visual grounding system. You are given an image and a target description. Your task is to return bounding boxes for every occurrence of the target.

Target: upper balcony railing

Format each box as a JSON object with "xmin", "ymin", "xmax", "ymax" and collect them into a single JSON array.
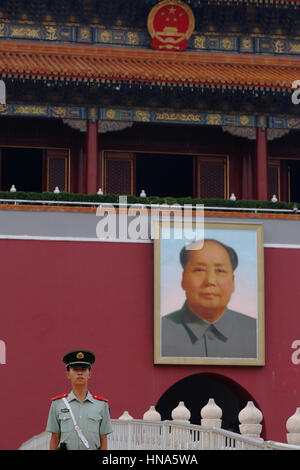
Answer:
[{"xmin": 0, "ymin": 188, "xmax": 299, "ymax": 214}]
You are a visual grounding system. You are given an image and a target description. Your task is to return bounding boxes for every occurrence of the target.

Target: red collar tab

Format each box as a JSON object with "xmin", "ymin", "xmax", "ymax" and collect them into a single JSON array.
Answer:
[
  {"xmin": 51, "ymin": 393, "xmax": 68, "ymax": 401},
  {"xmin": 93, "ymin": 394, "xmax": 108, "ymax": 402}
]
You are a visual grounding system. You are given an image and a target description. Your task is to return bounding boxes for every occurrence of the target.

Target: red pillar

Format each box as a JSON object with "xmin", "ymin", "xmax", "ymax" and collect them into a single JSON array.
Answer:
[
  {"xmin": 86, "ymin": 119, "xmax": 98, "ymax": 194},
  {"xmin": 256, "ymin": 127, "xmax": 268, "ymax": 201},
  {"xmin": 242, "ymin": 143, "xmax": 254, "ymax": 200},
  {"xmin": 78, "ymin": 146, "xmax": 85, "ymax": 194}
]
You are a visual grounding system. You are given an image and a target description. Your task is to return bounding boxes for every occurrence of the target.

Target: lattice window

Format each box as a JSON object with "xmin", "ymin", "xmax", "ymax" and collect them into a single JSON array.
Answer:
[
  {"xmin": 46, "ymin": 149, "xmax": 69, "ymax": 192},
  {"xmin": 103, "ymin": 152, "xmax": 134, "ymax": 195},
  {"xmin": 196, "ymin": 156, "xmax": 228, "ymax": 199}
]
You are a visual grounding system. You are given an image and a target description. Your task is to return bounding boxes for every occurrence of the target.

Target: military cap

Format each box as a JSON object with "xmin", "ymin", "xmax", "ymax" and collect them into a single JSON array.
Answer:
[{"xmin": 63, "ymin": 350, "xmax": 95, "ymax": 369}]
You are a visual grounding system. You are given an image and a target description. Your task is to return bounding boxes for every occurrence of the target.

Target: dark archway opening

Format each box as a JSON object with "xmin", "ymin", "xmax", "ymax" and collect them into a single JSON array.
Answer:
[
  {"xmin": 288, "ymin": 160, "xmax": 300, "ymax": 203},
  {"xmin": 135, "ymin": 153, "xmax": 194, "ymax": 198},
  {"xmin": 1, "ymin": 147, "xmax": 43, "ymax": 192},
  {"xmin": 156, "ymin": 373, "xmax": 263, "ymax": 436}
]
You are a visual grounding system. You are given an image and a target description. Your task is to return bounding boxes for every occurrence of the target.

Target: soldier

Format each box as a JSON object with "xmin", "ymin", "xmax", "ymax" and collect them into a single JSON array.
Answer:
[{"xmin": 46, "ymin": 350, "xmax": 112, "ymax": 450}]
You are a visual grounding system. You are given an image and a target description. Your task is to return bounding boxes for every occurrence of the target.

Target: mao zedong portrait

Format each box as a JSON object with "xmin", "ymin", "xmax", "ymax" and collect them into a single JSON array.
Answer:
[{"xmin": 161, "ymin": 239, "xmax": 257, "ymax": 358}]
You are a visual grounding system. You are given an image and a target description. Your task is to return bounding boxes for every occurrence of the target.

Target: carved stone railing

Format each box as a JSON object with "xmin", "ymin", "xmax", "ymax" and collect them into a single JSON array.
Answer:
[
  {"xmin": 107, "ymin": 420, "xmax": 299, "ymax": 451},
  {"xmin": 18, "ymin": 399, "xmax": 300, "ymax": 450}
]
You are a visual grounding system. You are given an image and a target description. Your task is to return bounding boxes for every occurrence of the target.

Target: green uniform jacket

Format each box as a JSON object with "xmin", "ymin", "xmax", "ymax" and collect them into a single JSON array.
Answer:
[
  {"xmin": 46, "ymin": 390, "xmax": 113, "ymax": 450},
  {"xmin": 162, "ymin": 302, "xmax": 257, "ymax": 358}
]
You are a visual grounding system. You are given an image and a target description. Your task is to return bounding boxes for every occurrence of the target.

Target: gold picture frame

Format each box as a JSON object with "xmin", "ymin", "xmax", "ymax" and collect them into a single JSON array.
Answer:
[{"xmin": 154, "ymin": 220, "xmax": 265, "ymax": 366}]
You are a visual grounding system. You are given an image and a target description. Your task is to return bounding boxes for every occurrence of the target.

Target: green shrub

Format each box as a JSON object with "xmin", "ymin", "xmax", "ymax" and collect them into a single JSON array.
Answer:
[{"xmin": 0, "ymin": 191, "xmax": 298, "ymax": 211}]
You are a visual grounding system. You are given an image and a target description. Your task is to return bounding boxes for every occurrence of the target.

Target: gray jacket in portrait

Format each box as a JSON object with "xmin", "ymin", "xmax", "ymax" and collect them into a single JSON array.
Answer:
[{"xmin": 161, "ymin": 302, "xmax": 257, "ymax": 358}]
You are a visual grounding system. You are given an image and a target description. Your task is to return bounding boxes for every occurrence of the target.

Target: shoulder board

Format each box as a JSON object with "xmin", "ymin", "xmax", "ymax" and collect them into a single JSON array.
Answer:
[
  {"xmin": 51, "ymin": 393, "xmax": 68, "ymax": 401},
  {"xmin": 93, "ymin": 395, "xmax": 109, "ymax": 402}
]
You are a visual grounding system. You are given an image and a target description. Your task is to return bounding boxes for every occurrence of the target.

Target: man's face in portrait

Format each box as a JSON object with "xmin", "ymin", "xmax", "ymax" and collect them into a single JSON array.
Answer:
[{"xmin": 181, "ymin": 240, "xmax": 235, "ymax": 323}]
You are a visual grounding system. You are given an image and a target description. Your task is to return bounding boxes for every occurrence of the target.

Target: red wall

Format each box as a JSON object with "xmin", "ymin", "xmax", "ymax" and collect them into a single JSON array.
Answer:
[{"xmin": 0, "ymin": 239, "xmax": 299, "ymax": 449}]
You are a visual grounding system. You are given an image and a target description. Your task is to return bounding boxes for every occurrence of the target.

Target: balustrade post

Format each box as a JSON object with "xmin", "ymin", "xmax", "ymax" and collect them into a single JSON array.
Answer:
[
  {"xmin": 161, "ymin": 422, "xmax": 168, "ymax": 450},
  {"xmin": 201, "ymin": 398, "xmax": 222, "ymax": 428},
  {"xmin": 286, "ymin": 407, "xmax": 300, "ymax": 445},
  {"xmin": 127, "ymin": 422, "xmax": 132, "ymax": 450},
  {"xmin": 171, "ymin": 401, "xmax": 191, "ymax": 423},
  {"xmin": 238, "ymin": 401, "xmax": 263, "ymax": 440},
  {"xmin": 118, "ymin": 410, "xmax": 133, "ymax": 420},
  {"xmin": 118, "ymin": 411, "xmax": 134, "ymax": 450},
  {"xmin": 143, "ymin": 405, "xmax": 161, "ymax": 421}
]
